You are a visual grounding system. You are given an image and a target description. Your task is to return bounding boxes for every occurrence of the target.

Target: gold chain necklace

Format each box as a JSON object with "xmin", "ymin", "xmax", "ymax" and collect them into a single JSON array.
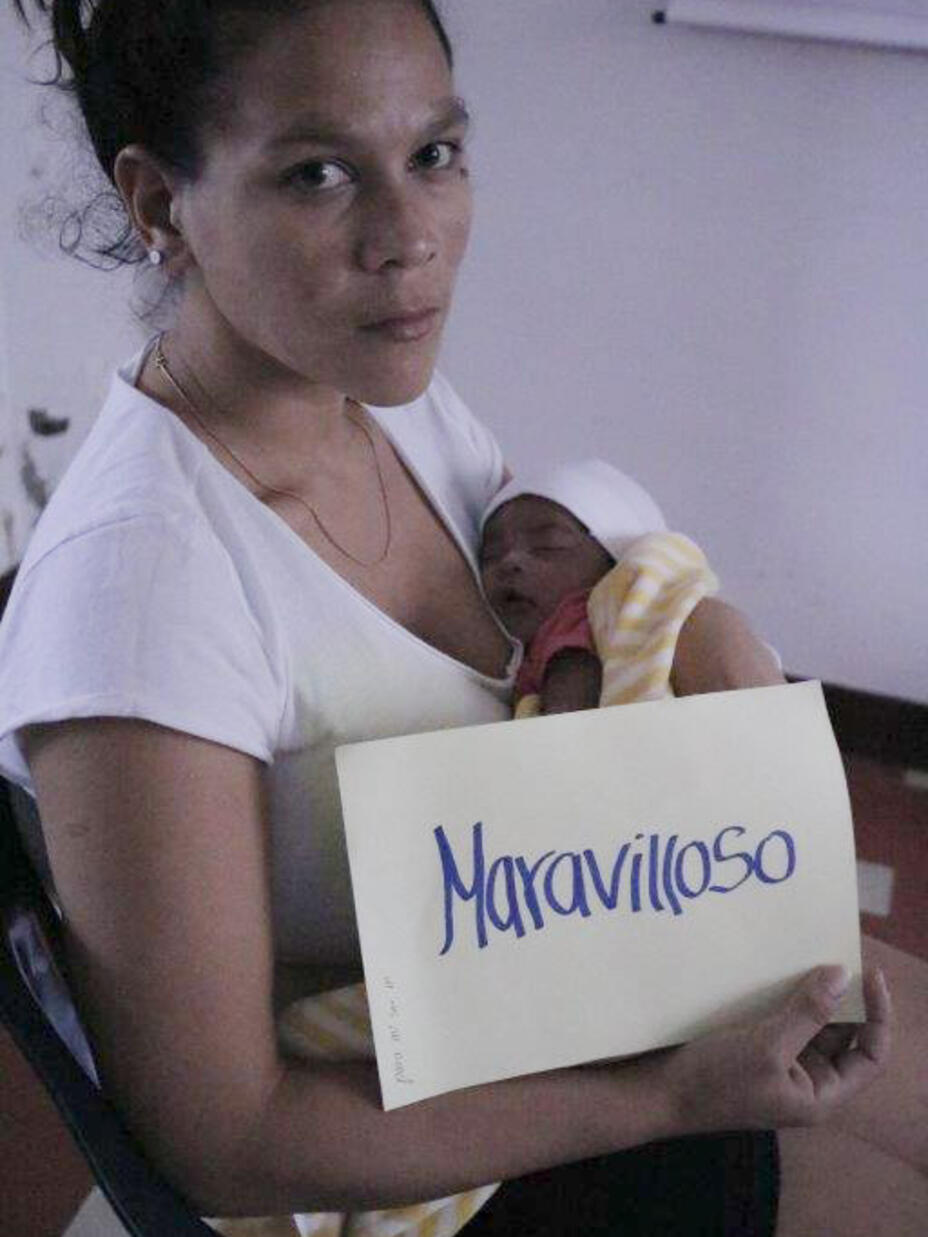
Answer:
[{"xmin": 153, "ymin": 335, "xmax": 392, "ymax": 568}]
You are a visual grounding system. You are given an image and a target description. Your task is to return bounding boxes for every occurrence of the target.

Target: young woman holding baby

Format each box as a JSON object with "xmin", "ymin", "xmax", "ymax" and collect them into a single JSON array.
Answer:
[{"xmin": 1, "ymin": 2, "xmax": 925, "ymax": 1232}]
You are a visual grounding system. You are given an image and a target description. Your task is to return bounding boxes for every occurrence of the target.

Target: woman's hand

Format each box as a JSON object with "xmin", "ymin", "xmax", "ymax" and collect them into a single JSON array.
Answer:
[{"xmin": 661, "ymin": 965, "xmax": 892, "ymax": 1134}]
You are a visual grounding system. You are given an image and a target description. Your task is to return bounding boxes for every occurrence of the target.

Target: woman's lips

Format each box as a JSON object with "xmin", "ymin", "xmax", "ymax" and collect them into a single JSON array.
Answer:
[{"xmin": 361, "ymin": 308, "xmax": 441, "ymax": 342}]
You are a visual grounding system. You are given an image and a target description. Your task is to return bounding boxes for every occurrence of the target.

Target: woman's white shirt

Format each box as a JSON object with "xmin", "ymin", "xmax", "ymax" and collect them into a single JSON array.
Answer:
[{"xmin": 0, "ymin": 337, "xmax": 518, "ymax": 965}]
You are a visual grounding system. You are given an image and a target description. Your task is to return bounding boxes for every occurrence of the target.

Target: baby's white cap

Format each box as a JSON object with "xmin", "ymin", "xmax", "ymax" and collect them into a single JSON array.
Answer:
[{"xmin": 481, "ymin": 459, "xmax": 666, "ymax": 561}]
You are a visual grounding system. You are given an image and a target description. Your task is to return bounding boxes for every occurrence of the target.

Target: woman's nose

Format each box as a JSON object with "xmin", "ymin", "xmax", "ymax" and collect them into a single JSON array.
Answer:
[{"xmin": 355, "ymin": 181, "xmax": 438, "ymax": 272}]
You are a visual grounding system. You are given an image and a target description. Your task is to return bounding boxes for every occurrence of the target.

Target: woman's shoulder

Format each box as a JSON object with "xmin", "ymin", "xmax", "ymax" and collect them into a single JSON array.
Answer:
[
  {"xmin": 366, "ymin": 367, "xmax": 481, "ymax": 443},
  {"xmin": 0, "ymin": 356, "xmax": 286, "ymax": 788},
  {"xmin": 367, "ymin": 368, "xmax": 506, "ymax": 518},
  {"xmin": 19, "ymin": 347, "xmax": 214, "ymax": 578}
]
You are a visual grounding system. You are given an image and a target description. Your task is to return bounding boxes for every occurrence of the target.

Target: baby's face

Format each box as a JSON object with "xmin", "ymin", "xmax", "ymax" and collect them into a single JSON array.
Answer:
[{"xmin": 479, "ymin": 496, "xmax": 614, "ymax": 645}]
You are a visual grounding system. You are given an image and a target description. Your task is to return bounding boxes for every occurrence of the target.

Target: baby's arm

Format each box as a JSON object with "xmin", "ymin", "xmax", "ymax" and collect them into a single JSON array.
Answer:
[{"xmin": 540, "ymin": 647, "xmax": 602, "ymax": 714}]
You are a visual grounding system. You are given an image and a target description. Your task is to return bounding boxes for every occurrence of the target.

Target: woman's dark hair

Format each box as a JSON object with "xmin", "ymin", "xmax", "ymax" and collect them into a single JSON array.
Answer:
[{"xmin": 11, "ymin": 0, "xmax": 454, "ymax": 280}]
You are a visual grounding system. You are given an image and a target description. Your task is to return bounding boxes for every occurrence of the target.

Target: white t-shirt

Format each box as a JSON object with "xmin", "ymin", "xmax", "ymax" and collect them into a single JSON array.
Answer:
[{"xmin": 0, "ymin": 337, "xmax": 519, "ymax": 965}]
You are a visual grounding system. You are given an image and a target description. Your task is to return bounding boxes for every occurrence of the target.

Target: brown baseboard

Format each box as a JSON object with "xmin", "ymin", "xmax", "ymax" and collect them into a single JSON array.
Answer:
[{"xmin": 789, "ymin": 676, "xmax": 928, "ymax": 771}]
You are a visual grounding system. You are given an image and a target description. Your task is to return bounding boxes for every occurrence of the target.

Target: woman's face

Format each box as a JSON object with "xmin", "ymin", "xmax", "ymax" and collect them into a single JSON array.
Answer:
[
  {"xmin": 173, "ymin": 0, "xmax": 472, "ymax": 405},
  {"xmin": 479, "ymin": 497, "xmax": 615, "ymax": 645}
]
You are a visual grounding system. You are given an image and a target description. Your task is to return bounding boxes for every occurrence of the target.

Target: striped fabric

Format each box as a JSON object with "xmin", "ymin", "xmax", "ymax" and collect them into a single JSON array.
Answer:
[
  {"xmin": 515, "ymin": 531, "xmax": 718, "ymax": 718},
  {"xmin": 590, "ymin": 531, "xmax": 718, "ymax": 704},
  {"xmin": 208, "ymin": 531, "xmax": 717, "ymax": 1237},
  {"xmin": 205, "ymin": 985, "xmax": 501, "ymax": 1237}
]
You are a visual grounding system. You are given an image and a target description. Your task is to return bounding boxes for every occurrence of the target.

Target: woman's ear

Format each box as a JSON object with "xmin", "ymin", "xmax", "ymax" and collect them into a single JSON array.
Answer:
[{"xmin": 113, "ymin": 144, "xmax": 186, "ymax": 267}]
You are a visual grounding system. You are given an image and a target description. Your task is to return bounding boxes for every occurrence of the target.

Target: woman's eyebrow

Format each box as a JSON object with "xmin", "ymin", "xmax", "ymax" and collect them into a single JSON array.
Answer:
[{"xmin": 264, "ymin": 96, "xmax": 471, "ymax": 151}]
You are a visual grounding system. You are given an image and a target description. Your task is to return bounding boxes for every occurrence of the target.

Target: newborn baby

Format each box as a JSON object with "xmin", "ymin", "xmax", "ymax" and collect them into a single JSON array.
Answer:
[{"xmin": 478, "ymin": 460, "xmax": 719, "ymax": 716}]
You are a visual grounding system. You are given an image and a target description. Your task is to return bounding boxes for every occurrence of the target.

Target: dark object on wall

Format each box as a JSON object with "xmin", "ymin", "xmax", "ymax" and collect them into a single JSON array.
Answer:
[
  {"xmin": 28, "ymin": 408, "xmax": 71, "ymax": 437},
  {"xmin": 14, "ymin": 407, "xmax": 70, "ymax": 527},
  {"xmin": 20, "ymin": 444, "xmax": 49, "ymax": 513},
  {"xmin": 0, "ymin": 775, "xmax": 219, "ymax": 1237},
  {"xmin": 0, "ymin": 566, "xmax": 17, "ymax": 616}
]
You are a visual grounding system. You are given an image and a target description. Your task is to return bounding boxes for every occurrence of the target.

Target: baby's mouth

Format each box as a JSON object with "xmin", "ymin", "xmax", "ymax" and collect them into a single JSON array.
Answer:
[{"xmin": 495, "ymin": 589, "xmax": 536, "ymax": 617}]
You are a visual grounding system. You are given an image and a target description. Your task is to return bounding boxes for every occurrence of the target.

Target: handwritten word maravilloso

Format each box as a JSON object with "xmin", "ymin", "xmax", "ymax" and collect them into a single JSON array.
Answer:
[{"xmin": 435, "ymin": 823, "xmax": 797, "ymax": 955}]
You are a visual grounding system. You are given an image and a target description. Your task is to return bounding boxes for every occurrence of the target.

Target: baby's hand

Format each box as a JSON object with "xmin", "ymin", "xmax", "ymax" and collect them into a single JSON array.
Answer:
[
  {"xmin": 541, "ymin": 648, "xmax": 602, "ymax": 714},
  {"xmin": 662, "ymin": 965, "xmax": 891, "ymax": 1133}
]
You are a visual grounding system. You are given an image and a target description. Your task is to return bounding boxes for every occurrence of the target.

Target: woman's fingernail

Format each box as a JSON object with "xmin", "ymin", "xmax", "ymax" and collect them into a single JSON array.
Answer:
[{"xmin": 826, "ymin": 966, "xmax": 851, "ymax": 997}]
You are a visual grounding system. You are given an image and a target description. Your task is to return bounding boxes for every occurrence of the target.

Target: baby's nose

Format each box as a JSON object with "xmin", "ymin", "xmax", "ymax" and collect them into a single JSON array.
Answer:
[{"xmin": 493, "ymin": 548, "xmax": 525, "ymax": 578}]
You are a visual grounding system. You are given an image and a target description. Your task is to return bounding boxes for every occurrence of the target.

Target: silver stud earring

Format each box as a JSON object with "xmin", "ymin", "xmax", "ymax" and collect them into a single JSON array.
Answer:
[{"xmin": 148, "ymin": 248, "xmax": 163, "ymax": 267}]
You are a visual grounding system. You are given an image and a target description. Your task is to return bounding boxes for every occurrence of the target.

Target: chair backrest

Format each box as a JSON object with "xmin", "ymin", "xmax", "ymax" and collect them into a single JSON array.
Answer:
[{"xmin": 0, "ymin": 774, "xmax": 218, "ymax": 1236}]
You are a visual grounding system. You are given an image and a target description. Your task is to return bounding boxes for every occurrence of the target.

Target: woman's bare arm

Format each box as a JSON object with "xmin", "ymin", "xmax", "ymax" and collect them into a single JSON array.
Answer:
[
  {"xmin": 23, "ymin": 716, "xmax": 888, "ymax": 1218},
  {"xmin": 21, "ymin": 717, "xmax": 676, "ymax": 1216},
  {"xmin": 671, "ymin": 597, "xmax": 785, "ymax": 695}
]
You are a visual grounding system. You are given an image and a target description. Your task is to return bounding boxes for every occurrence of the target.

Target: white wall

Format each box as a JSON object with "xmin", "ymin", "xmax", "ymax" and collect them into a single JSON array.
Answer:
[
  {"xmin": 1, "ymin": 1, "xmax": 925, "ymax": 701},
  {"xmin": 440, "ymin": 0, "xmax": 928, "ymax": 702},
  {"xmin": 0, "ymin": 243, "xmax": 20, "ymax": 568},
  {"xmin": 0, "ymin": 8, "xmax": 144, "ymax": 570},
  {"xmin": 0, "ymin": 10, "xmax": 34, "ymax": 568}
]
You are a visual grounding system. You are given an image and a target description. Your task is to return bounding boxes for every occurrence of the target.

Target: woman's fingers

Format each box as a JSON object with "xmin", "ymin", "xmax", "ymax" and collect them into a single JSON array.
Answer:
[
  {"xmin": 663, "ymin": 964, "xmax": 891, "ymax": 1135},
  {"xmin": 807, "ymin": 1023, "xmax": 857, "ymax": 1059},
  {"xmin": 763, "ymin": 965, "xmax": 851, "ymax": 1065},
  {"xmin": 776, "ymin": 966, "xmax": 892, "ymax": 1114},
  {"xmin": 794, "ymin": 1044, "xmax": 841, "ymax": 1099},
  {"xmin": 833, "ymin": 967, "xmax": 892, "ymax": 1088}
]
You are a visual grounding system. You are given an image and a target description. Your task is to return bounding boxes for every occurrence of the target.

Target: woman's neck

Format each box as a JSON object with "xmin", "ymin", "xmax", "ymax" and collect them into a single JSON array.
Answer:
[{"xmin": 158, "ymin": 299, "xmax": 361, "ymax": 479}]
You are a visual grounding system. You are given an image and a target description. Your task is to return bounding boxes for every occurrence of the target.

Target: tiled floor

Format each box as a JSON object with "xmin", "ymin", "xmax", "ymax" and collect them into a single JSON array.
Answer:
[
  {"xmin": 846, "ymin": 754, "xmax": 928, "ymax": 961},
  {"xmin": 1, "ymin": 752, "xmax": 925, "ymax": 1237}
]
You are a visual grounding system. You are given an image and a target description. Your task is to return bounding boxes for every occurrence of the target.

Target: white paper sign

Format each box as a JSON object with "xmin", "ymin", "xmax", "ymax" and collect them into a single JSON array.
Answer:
[{"xmin": 336, "ymin": 681, "xmax": 863, "ymax": 1110}]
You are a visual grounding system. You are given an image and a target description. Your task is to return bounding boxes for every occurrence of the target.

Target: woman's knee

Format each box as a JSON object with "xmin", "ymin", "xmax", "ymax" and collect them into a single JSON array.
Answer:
[{"xmin": 776, "ymin": 1126, "xmax": 928, "ymax": 1237}]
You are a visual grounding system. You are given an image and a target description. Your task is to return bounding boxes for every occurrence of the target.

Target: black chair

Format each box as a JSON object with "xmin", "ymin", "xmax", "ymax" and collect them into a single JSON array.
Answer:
[{"xmin": 0, "ymin": 772, "xmax": 217, "ymax": 1235}]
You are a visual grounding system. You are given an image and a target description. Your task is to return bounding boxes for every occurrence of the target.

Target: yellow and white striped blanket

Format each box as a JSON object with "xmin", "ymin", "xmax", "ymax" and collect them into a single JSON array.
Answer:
[
  {"xmin": 207, "ymin": 531, "xmax": 717, "ymax": 1237},
  {"xmin": 515, "ymin": 531, "xmax": 718, "ymax": 717}
]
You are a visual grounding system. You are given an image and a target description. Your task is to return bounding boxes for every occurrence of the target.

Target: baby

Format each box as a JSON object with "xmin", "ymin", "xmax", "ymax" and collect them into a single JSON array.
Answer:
[{"xmin": 478, "ymin": 460, "xmax": 719, "ymax": 716}]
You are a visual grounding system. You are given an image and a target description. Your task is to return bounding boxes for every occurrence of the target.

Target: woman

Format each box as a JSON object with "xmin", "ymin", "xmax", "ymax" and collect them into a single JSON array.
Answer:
[{"xmin": 1, "ymin": 1, "xmax": 924, "ymax": 1233}]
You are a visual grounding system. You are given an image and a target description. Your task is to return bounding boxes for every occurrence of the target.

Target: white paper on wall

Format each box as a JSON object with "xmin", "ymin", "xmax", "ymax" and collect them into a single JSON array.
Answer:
[
  {"xmin": 336, "ymin": 680, "xmax": 864, "ymax": 1110},
  {"xmin": 661, "ymin": 0, "xmax": 928, "ymax": 52}
]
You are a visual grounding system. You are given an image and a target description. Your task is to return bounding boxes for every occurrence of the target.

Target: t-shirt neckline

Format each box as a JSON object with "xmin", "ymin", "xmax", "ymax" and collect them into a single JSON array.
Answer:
[{"xmin": 116, "ymin": 335, "xmax": 519, "ymax": 691}]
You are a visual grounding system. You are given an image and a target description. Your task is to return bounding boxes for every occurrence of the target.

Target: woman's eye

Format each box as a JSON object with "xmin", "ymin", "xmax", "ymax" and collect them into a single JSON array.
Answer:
[
  {"xmin": 284, "ymin": 160, "xmax": 352, "ymax": 193},
  {"xmin": 414, "ymin": 141, "xmax": 463, "ymax": 172}
]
